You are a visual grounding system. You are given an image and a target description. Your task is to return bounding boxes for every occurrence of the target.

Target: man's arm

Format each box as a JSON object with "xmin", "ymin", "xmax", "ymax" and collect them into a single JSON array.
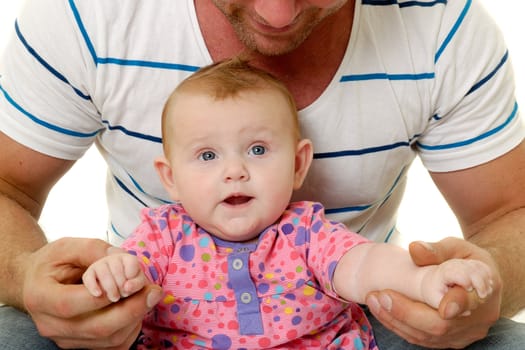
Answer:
[
  {"xmin": 0, "ymin": 131, "xmax": 74, "ymax": 308},
  {"xmin": 366, "ymin": 140, "xmax": 525, "ymax": 348},
  {"xmin": 0, "ymin": 132, "xmax": 162, "ymax": 349},
  {"xmin": 432, "ymin": 140, "xmax": 525, "ymax": 316}
]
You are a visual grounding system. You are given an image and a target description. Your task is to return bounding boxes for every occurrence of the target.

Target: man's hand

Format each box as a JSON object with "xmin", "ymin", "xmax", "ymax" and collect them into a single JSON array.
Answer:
[
  {"xmin": 366, "ymin": 237, "xmax": 501, "ymax": 349},
  {"xmin": 22, "ymin": 237, "xmax": 163, "ymax": 349}
]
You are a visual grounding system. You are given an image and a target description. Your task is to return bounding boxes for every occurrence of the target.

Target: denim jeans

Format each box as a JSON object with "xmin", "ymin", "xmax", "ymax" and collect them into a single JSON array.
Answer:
[
  {"xmin": 1, "ymin": 305, "xmax": 524, "ymax": 349},
  {"xmin": 366, "ymin": 307, "xmax": 525, "ymax": 349}
]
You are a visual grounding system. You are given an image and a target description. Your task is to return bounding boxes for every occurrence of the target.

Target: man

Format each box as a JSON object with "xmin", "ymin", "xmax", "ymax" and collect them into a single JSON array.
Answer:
[{"xmin": 1, "ymin": 0, "xmax": 524, "ymax": 349}]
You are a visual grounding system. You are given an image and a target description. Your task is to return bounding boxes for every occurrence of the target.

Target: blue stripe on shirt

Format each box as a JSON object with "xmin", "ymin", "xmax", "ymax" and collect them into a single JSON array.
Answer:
[
  {"xmin": 68, "ymin": 0, "xmax": 200, "ymax": 72},
  {"xmin": 101, "ymin": 120, "xmax": 162, "ymax": 143},
  {"xmin": 14, "ymin": 20, "xmax": 91, "ymax": 101},
  {"xmin": 314, "ymin": 141, "xmax": 410, "ymax": 159},
  {"xmin": 435, "ymin": 0, "xmax": 471, "ymax": 63},
  {"xmin": 467, "ymin": 51, "xmax": 508, "ymax": 96},
  {"xmin": 340, "ymin": 72, "xmax": 434, "ymax": 82},
  {"xmin": 417, "ymin": 101, "xmax": 519, "ymax": 150},
  {"xmin": 0, "ymin": 84, "xmax": 99, "ymax": 138},
  {"xmin": 362, "ymin": 0, "xmax": 447, "ymax": 7}
]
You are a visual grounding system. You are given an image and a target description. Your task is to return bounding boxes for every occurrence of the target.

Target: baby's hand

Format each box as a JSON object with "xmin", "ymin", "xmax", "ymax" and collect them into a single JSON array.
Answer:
[
  {"xmin": 82, "ymin": 248, "xmax": 146, "ymax": 302},
  {"xmin": 421, "ymin": 258, "xmax": 493, "ymax": 312}
]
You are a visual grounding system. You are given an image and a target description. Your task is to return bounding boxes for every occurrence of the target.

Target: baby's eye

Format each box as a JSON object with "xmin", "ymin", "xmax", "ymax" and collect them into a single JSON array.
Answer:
[
  {"xmin": 199, "ymin": 151, "xmax": 216, "ymax": 161},
  {"xmin": 249, "ymin": 145, "xmax": 266, "ymax": 156}
]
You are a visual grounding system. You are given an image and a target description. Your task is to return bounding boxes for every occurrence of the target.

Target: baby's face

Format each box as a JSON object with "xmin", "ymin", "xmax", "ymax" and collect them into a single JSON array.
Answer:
[{"xmin": 162, "ymin": 89, "xmax": 303, "ymax": 242}]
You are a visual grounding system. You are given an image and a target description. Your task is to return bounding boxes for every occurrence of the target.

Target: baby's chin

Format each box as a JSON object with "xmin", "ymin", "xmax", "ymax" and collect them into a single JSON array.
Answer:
[
  {"xmin": 207, "ymin": 222, "xmax": 268, "ymax": 244},
  {"xmin": 212, "ymin": 231, "xmax": 260, "ymax": 244}
]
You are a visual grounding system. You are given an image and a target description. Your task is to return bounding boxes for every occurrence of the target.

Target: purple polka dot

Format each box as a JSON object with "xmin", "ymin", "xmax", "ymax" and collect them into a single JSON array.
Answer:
[
  {"xmin": 328, "ymin": 261, "xmax": 338, "ymax": 279},
  {"xmin": 284, "ymin": 293, "xmax": 296, "ymax": 300},
  {"xmin": 211, "ymin": 334, "xmax": 232, "ymax": 349},
  {"xmin": 292, "ymin": 315, "xmax": 302, "ymax": 325},
  {"xmin": 179, "ymin": 245, "xmax": 195, "ymax": 261},
  {"xmin": 258, "ymin": 283, "xmax": 270, "ymax": 294},
  {"xmin": 148, "ymin": 266, "xmax": 159, "ymax": 281},
  {"xmin": 170, "ymin": 304, "xmax": 180, "ymax": 314},
  {"xmin": 158, "ymin": 218, "xmax": 168, "ymax": 230},
  {"xmin": 311, "ymin": 220, "xmax": 323, "ymax": 233},
  {"xmin": 282, "ymin": 223, "xmax": 294, "ymax": 235},
  {"xmin": 312, "ymin": 203, "xmax": 323, "ymax": 213},
  {"xmin": 292, "ymin": 207, "xmax": 305, "ymax": 215},
  {"xmin": 294, "ymin": 227, "xmax": 308, "ymax": 245}
]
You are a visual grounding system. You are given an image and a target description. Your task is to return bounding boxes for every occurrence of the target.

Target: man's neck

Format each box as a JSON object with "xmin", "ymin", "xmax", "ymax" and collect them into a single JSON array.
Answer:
[{"xmin": 195, "ymin": 0, "xmax": 355, "ymax": 109}]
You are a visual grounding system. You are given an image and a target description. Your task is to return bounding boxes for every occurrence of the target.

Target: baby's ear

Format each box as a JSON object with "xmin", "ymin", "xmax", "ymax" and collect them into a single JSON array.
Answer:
[
  {"xmin": 154, "ymin": 156, "xmax": 180, "ymax": 200},
  {"xmin": 293, "ymin": 139, "xmax": 313, "ymax": 189}
]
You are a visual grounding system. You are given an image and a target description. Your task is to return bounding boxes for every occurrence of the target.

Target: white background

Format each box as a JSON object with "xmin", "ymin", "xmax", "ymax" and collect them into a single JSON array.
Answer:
[{"xmin": 1, "ymin": 1, "xmax": 524, "ymax": 320}]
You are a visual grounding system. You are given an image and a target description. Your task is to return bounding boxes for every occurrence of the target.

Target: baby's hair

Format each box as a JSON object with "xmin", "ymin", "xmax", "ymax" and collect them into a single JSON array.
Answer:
[{"xmin": 161, "ymin": 57, "xmax": 301, "ymax": 153}]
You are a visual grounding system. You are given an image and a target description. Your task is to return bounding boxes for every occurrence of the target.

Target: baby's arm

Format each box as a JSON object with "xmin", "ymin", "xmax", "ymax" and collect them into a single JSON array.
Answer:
[
  {"xmin": 333, "ymin": 241, "xmax": 493, "ymax": 312},
  {"xmin": 82, "ymin": 248, "xmax": 147, "ymax": 302}
]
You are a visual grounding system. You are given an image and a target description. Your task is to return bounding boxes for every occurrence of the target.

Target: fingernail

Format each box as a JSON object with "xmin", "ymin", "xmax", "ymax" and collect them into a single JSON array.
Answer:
[
  {"xmin": 109, "ymin": 294, "xmax": 120, "ymax": 303},
  {"xmin": 444, "ymin": 302, "xmax": 460, "ymax": 319},
  {"xmin": 147, "ymin": 289, "xmax": 163, "ymax": 308},
  {"xmin": 379, "ymin": 293, "xmax": 392, "ymax": 312},
  {"xmin": 368, "ymin": 295, "xmax": 380, "ymax": 313},
  {"xmin": 417, "ymin": 241, "xmax": 435, "ymax": 252}
]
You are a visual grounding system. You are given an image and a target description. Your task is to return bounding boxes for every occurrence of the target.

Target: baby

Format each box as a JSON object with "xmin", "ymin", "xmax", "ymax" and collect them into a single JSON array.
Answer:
[{"xmin": 83, "ymin": 58, "xmax": 493, "ymax": 349}]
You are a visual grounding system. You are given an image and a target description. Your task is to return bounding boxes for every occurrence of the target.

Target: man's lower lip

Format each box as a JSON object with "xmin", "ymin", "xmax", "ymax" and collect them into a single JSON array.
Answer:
[{"xmin": 250, "ymin": 17, "xmax": 295, "ymax": 35}]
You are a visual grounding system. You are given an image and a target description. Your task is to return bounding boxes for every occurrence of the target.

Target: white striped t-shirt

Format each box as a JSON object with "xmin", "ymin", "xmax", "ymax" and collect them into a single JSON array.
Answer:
[{"xmin": 0, "ymin": 0, "xmax": 522, "ymax": 246}]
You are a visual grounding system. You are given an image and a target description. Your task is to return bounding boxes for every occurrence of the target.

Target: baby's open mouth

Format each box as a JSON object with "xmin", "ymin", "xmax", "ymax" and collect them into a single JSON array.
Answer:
[{"xmin": 224, "ymin": 195, "xmax": 253, "ymax": 205}]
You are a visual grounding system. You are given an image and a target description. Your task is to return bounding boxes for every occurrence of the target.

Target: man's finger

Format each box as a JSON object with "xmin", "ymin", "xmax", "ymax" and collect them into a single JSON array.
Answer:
[
  {"xmin": 366, "ymin": 290, "xmax": 451, "ymax": 346},
  {"xmin": 49, "ymin": 238, "xmax": 112, "ymax": 268},
  {"xmin": 438, "ymin": 285, "xmax": 487, "ymax": 320},
  {"xmin": 409, "ymin": 237, "xmax": 483, "ymax": 267},
  {"xmin": 35, "ymin": 282, "xmax": 114, "ymax": 318}
]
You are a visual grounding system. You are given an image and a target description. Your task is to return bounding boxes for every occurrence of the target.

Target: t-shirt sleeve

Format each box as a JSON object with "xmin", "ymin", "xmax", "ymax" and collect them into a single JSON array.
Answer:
[
  {"xmin": 416, "ymin": 0, "xmax": 524, "ymax": 172},
  {"xmin": 0, "ymin": 0, "xmax": 102, "ymax": 160},
  {"xmin": 283, "ymin": 202, "xmax": 370, "ymax": 299}
]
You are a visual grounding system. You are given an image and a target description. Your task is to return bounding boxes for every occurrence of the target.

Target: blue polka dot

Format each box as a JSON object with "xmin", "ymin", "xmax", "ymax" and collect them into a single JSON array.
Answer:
[
  {"xmin": 194, "ymin": 339, "xmax": 206, "ymax": 346},
  {"xmin": 292, "ymin": 316, "xmax": 302, "ymax": 325},
  {"xmin": 353, "ymin": 338, "xmax": 365, "ymax": 350},
  {"xmin": 182, "ymin": 223, "xmax": 192, "ymax": 235},
  {"xmin": 199, "ymin": 237, "xmax": 210, "ymax": 248}
]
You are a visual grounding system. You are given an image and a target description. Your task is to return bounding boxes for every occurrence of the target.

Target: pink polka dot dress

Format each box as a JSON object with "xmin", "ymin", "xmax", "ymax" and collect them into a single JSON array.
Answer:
[{"xmin": 122, "ymin": 201, "xmax": 378, "ymax": 349}]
